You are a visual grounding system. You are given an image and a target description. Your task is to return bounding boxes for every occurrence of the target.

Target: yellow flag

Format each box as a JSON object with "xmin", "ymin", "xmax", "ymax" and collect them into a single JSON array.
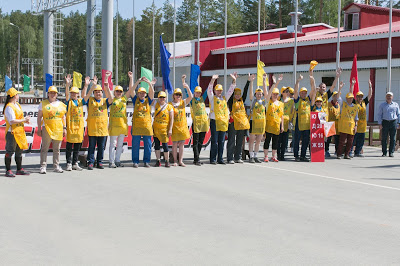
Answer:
[
  {"xmin": 257, "ymin": 60, "xmax": 269, "ymax": 87},
  {"xmin": 73, "ymin": 71, "xmax": 82, "ymax": 88}
]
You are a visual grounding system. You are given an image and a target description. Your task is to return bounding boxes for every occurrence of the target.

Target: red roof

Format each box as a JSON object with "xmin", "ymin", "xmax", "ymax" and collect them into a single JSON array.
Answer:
[
  {"xmin": 212, "ymin": 21, "xmax": 400, "ymax": 53},
  {"xmin": 343, "ymin": 3, "xmax": 400, "ymax": 15}
]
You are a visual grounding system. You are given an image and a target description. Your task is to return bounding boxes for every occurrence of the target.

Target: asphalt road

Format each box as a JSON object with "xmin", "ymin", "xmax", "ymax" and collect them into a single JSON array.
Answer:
[{"xmin": 0, "ymin": 146, "xmax": 399, "ymax": 265}]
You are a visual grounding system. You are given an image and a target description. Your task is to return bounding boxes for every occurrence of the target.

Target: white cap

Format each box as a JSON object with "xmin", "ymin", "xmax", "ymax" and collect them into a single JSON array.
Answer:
[{"xmin": 386, "ymin": 91, "xmax": 394, "ymax": 96}]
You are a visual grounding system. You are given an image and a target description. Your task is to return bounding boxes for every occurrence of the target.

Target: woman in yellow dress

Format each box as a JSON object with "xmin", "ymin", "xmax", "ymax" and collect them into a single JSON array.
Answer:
[
  {"xmin": 264, "ymin": 74, "xmax": 284, "ymax": 162},
  {"xmin": 169, "ymin": 75, "xmax": 193, "ymax": 167},
  {"xmin": 64, "ymin": 74, "xmax": 89, "ymax": 171},
  {"xmin": 37, "ymin": 86, "xmax": 67, "ymax": 174},
  {"xmin": 277, "ymin": 85, "xmax": 295, "ymax": 161},
  {"xmin": 152, "ymin": 90, "xmax": 174, "ymax": 168},
  {"xmin": 3, "ymin": 88, "xmax": 31, "ymax": 177}
]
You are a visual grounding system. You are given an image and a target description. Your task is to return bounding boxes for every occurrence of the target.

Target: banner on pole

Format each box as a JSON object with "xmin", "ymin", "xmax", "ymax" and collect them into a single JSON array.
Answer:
[
  {"xmin": 140, "ymin": 67, "xmax": 153, "ymax": 93},
  {"xmin": 310, "ymin": 112, "xmax": 325, "ymax": 162},
  {"xmin": 23, "ymin": 75, "xmax": 31, "ymax": 92}
]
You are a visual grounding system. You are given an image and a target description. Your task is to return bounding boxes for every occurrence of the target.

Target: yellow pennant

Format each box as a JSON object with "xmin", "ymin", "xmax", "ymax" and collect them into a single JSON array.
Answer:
[
  {"xmin": 73, "ymin": 71, "xmax": 82, "ymax": 88},
  {"xmin": 257, "ymin": 60, "xmax": 269, "ymax": 87}
]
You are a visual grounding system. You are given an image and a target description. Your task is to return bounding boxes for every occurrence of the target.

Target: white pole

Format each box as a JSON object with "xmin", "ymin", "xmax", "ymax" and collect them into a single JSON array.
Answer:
[
  {"xmin": 173, "ymin": 0, "xmax": 176, "ymax": 89},
  {"xmin": 197, "ymin": 0, "xmax": 201, "ymax": 66},
  {"xmin": 224, "ymin": 0, "xmax": 227, "ymax": 94},
  {"xmin": 336, "ymin": 0, "xmax": 341, "ymax": 89},
  {"xmin": 293, "ymin": 0, "xmax": 298, "ymax": 86},
  {"xmin": 152, "ymin": 0, "xmax": 155, "ymax": 76},
  {"xmin": 257, "ymin": 0, "xmax": 261, "ymax": 61},
  {"xmin": 31, "ymin": 63, "xmax": 34, "ymax": 92},
  {"xmin": 387, "ymin": 0, "xmax": 393, "ymax": 92},
  {"xmin": 132, "ymin": 0, "xmax": 135, "ymax": 81},
  {"xmin": 116, "ymin": 0, "xmax": 119, "ymax": 85}
]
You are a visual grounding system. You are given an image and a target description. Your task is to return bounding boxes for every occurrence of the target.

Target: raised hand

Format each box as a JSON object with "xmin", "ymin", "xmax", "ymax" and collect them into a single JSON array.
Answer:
[
  {"xmin": 84, "ymin": 76, "xmax": 91, "ymax": 86},
  {"xmin": 230, "ymin": 72, "xmax": 238, "ymax": 81},
  {"xmin": 65, "ymin": 74, "xmax": 72, "ymax": 86},
  {"xmin": 105, "ymin": 71, "xmax": 112, "ymax": 78},
  {"xmin": 92, "ymin": 75, "xmax": 98, "ymax": 85},
  {"xmin": 336, "ymin": 68, "xmax": 342, "ymax": 77},
  {"xmin": 151, "ymin": 78, "xmax": 157, "ymax": 86},
  {"xmin": 212, "ymin": 74, "xmax": 219, "ymax": 80},
  {"xmin": 248, "ymin": 73, "xmax": 256, "ymax": 81},
  {"xmin": 368, "ymin": 79, "xmax": 372, "ymax": 88},
  {"xmin": 278, "ymin": 74, "xmax": 283, "ymax": 82},
  {"xmin": 182, "ymin": 74, "xmax": 186, "ymax": 80},
  {"xmin": 339, "ymin": 81, "xmax": 345, "ymax": 88},
  {"xmin": 297, "ymin": 74, "xmax": 303, "ymax": 81},
  {"xmin": 352, "ymin": 77, "xmax": 356, "ymax": 85}
]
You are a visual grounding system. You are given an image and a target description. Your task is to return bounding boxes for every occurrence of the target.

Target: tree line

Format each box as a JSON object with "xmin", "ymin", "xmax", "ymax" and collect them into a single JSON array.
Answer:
[{"xmin": 1, "ymin": 0, "xmax": 399, "ymax": 88}]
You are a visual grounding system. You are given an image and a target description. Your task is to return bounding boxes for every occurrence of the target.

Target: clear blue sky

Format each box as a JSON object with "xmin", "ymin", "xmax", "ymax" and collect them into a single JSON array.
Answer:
[{"xmin": 1, "ymin": 0, "xmax": 184, "ymax": 19}]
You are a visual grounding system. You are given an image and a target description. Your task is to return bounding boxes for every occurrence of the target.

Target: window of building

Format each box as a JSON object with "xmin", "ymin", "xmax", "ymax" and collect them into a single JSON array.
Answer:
[{"xmin": 344, "ymin": 13, "xmax": 360, "ymax": 30}]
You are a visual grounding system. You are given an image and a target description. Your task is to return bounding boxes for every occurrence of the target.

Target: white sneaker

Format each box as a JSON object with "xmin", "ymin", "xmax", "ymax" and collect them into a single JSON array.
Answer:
[
  {"xmin": 40, "ymin": 166, "xmax": 47, "ymax": 174},
  {"xmin": 53, "ymin": 167, "xmax": 64, "ymax": 173},
  {"xmin": 66, "ymin": 163, "xmax": 72, "ymax": 171},
  {"xmin": 72, "ymin": 163, "xmax": 83, "ymax": 171},
  {"xmin": 228, "ymin": 160, "xmax": 235, "ymax": 164}
]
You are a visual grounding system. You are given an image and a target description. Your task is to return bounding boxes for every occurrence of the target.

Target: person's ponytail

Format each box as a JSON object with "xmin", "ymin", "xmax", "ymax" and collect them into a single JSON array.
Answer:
[{"xmin": 2, "ymin": 95, "xmax": 12, "ymax": 114}]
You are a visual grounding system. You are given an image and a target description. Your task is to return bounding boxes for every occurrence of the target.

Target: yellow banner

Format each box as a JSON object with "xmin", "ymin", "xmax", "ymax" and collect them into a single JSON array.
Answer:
[
  {"xmin": 73, "ymin": 71, "xmax": 82, "ymax": 88},
  {"xmin": 257, "ymin": 60, "xmax": 269, "ymax": 87}
]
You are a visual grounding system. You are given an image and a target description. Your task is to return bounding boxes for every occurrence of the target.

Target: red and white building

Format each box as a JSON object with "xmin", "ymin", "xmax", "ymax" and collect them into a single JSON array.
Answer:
[{"xmin": 166, "ymin": 3, "xmax": 400, "ymax": 122}]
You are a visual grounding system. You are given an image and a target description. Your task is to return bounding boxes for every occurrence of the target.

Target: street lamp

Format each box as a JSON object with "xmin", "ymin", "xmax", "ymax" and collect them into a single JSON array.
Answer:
[{"xmin": 10, "ymin": 22, "xmax": 20, "ymax": 91}]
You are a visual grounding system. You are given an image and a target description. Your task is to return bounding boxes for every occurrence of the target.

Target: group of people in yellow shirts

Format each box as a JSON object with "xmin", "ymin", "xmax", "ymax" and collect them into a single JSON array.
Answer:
[{"xmin": 3, "ymin": 68, "xmax": 372, "ymax": 177}]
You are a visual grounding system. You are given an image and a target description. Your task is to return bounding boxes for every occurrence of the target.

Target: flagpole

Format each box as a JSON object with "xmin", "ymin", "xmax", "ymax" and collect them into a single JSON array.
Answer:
[
  {"xmin": 132, "ymin": 0, "xmax": 135, "ymax": 81},
  {"xmin": 387, "ymin": 0, "xmax": 393, "ymax": 92},
  {"xmin": 197, "ymin": 0, "xmax": 201, "ymax": 66},
  {"xmin": 224, "ymin": 0, "xmax": 227, "ymax": 95},
  {"xmin": 173, "ymin": 0, "xmax": 176, "ymax": 89},
  {"xmin": 116, "ymin": 0, "xmax": 119, "ymax": 85},
  {"xmin": 336, "ymin": 0, "xmax": 341, "ymax": 89},
  {"xmin": 152, "ymin": 0, "xmax": 155, "ymax": 76},
  {"xmin": 293, "ymin": 0, "xmax": 298, "ymax": 86},
  {"xmin": 257, "ymin": 0, "xmax": 261, "ymax": 61}
]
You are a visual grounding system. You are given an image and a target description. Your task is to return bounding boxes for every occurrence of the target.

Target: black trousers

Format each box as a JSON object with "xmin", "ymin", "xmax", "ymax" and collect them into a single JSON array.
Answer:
[
  {"xmin": 193, "ymin": 132, "xmax": 206, "ymax": 162},
  {"xmin": 66, "ymin": 142, "xmax": 82, "ymax": 165}
]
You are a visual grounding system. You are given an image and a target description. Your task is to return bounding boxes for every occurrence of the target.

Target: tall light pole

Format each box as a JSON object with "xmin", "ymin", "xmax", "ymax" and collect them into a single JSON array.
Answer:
[
  {"xmin": 173, "ymin": 0, "xmax": 177, "ymax": 89},
  {"xmin": 293, "ymin": 0, "xmax": 298, "ymax": 86},
  {"xmin": 197, "ymin": 0, "xmax": 201, "ymax": 66},
  {"xmin": 116, "ymin": 0, "xmax": 119, "ymax": 85},
  {"xmin": 224, "ymin": 0, "xmax": 227, "ymax": 94},
  {"xmin": 336, "ymin": 0, "xmax": 341, "ymax": 89},
  {"xmin": 10, "ymin": 22, "xmax": 20, "ymax": 91},
  {"xmin": 132, "ymin": 0, "xmax": 135, "ymax": 81},
  {"xmin": 152, "ymin": 0, "xmax": 155, "ymax": 76},
  {"xmin": 387, "ymin": 0, "xmax": 393, "ymax": 92}
]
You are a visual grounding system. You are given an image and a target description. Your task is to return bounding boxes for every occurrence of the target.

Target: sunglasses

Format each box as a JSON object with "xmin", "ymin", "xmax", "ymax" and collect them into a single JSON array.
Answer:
[{"xmin": 159, "ymin": 96, "xmax": 166, "ymax": 99}]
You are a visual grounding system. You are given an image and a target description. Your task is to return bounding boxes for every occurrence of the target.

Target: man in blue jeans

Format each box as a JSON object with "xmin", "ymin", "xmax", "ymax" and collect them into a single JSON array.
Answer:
[
  {"xmin": 207, "ymin": 73, "xmax": 236, "ymax": 164},
  {"xmin": 378, "ymin": 91, "xmax": 400, "ymax": 157}
]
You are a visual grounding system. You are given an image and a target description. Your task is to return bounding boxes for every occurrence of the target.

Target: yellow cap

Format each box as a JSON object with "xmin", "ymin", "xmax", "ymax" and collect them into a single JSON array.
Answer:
[
  {"xmin": 214, "ymin": 84, "xmax": 223, "ymax": 91},
  {"xmin": 255, "ymin": 88, "xmax": 263, "ymax": 93},
  {"xmin": 48, "ymin": 86, "xmax": 58, "ymax": 93},
  {"xmin": 315, "ymin": 96, "xmax": 323, "ymax": 102},
  {"xmin": 346, "ymin": 92, "xmax": 354, "ymax": 98},
  {"xmin": 158, "ymin": 91, "xmax": 166, "ymax": 98},
  {"xmin": 69, "ymin": 87, "xmax": 79, "ymax": 93},
  {"xmin": 272, "ymin": 88, "xmax": 280, "ymax": 94},
  {"xmin": 234, "ymin": 88, "xmax": 241, "ymax": 93},
  {"xmin": 300, "ymin": 87, "xmax": 308, "ymax": 93},
  {"xmin": 93, "ymin": 85, "xmax": 102, "ymax": 91},
  {"xmin": 174, "ymin": 88, "xmax": 182, "ymax": 95},
  {"xmin": 356, "ymin": 91, "xmax": 364, "ymax": 96},
  {"xmin": 194, "ymin": 86, "xmax": 202, "ymax": 93},
  {"xmin": 280, "ymin": 86, "xmax": 288, "ymax": 94},
  {"xmin": 288, "ymin": 87, "xmax": 294, "ymax": 94},
  {"xmin": 332, "ymin": 91, "xmax": 338, "ymax": 96},
  {"xmin": 114, "ymin": 85, "xmax": 123, "ymax": 91},
  {"xmin": 137, "ymin": 87, "xmax": 147, "ymax": 93},
  {"xmin": 310, "ymin": 60, "xmax": 318, "ymax": 71},
  {"xmin": 7, "ymin": 88, "xmax": 20, "ymax": 98}
]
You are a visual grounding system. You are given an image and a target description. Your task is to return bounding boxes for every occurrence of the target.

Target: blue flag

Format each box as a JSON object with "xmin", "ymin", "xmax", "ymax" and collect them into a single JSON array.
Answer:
[
  {"xmin": 189, "ymin": 64, "xmax": 201, "ymax": 93},
  {"xmin": 45, "ymin": 73, "xmax": 53, "ymax": 92},
  {"xmin": 160, "ymin": 35, "xmax": 173, "ymax": 95},
  {"xmin": 5, "ymin": 75, "xmax": 12, "ymax": 92}
]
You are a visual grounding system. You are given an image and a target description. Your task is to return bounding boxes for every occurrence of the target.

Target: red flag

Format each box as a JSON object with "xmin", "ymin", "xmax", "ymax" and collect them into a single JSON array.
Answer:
[
  {"xmin": 350, "ymin": 54, "xmax": 359, "ymax": 95},
  {"xmin": 101, "ymin": 69, "xmax": 114, "ymax": 90}
]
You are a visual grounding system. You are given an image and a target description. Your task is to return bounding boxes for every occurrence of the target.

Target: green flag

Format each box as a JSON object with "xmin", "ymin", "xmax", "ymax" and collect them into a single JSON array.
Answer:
[
  {"xmin": 23, "ymin": 75, "xmax": 31, "ymax": 92},
  {"xmin": 140, "ymin": 67, "xmax": 153, "ymax": 93}
]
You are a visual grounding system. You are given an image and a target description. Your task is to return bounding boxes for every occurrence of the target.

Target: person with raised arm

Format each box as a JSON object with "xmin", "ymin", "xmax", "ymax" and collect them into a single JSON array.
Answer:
[
  {"xmin": 207, "ymin": 73, "xmax": 236, "ymax": 165},
  {"xmin": 350, "ymin": 79, "xmax": 373, "ymax": 157},
  {"xmin": 264, "ymin": 74, "xmax": 284, "ymax": 162},
  {"xmin": 313, "ymin": 68, "xmax": 342, "ymax": 110},
  {"xmin": 64, "ymin": 74, "xmax": 88, "ymax": 171},
  {"xmin": 337, "ymin": 78, "xmax": 359, "ymax": 160},
  {"xmin": 130, "ymin": 76, "xmax": 155, "ymax": 168},
  {"xmin": 169, "ymin": 75, "xmax": 193, "ymax": 167},
  {"xmin": 277, "ymin": 84, "xmax": 295, "ymax": 161},
  {"xmin": 152, "ymin": 87, "xmax": 173, "ymax": 168},
  {"xmin": 326, "ymin": 81, "xmax": 345, "ymax": 157},
  {"xmin": 190, "ymin": 83, "xmax": 209, "ymax": 166},
  {"xmin": 292, "ymin": 73, "xmax": 316, "ymax": 162},
  {"xmin": 227, "ymin": 73, "xmax": 251, "ymax": 164},
  {"xmin": 37, "ymin": 85, "xmax": 67, "ymax": 174},
  {"xmin": 3, "ymin": 88, "xmax": 31, "ymax": 177},
  {"xmin": 248, "ymin": 74, "xmax": 266, "ymax": 163},
  {"xmin": 82, "ymin": 75, "xmax": 111, "ymax": 170}
]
